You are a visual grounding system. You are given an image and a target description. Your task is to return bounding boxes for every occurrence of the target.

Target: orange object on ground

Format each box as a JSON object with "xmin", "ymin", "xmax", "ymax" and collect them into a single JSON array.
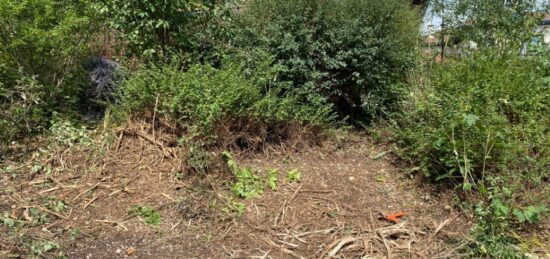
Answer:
[{"xmin": 386, "ymin": 212, "xmax": 405, "ymax": 223}]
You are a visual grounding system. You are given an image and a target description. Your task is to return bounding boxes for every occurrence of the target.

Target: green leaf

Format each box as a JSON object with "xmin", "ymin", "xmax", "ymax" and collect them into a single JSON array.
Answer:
[
  {"xmin": 287, "ymin": 169, "xmax": 301, "ymax": 183},
  {"xmin": 513, "ymin": 208, "xmax": 525, "ymax": 223},
  {"xmin": 463, "ymin": 114, "xmax": 479, "ymax": 127}
]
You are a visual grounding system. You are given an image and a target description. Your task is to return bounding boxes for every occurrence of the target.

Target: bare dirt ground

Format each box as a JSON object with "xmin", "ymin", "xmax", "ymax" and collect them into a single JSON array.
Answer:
[{"xmin": 0, "ymin": 127, "xmax": 472, "ymax": 258}]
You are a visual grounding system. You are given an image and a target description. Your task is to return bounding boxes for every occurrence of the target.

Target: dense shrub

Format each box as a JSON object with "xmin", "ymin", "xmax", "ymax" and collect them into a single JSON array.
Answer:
[
  {"xmin": 114, "ymin": 58, "xmax": 335, "ymax": 144},
  {"xmin": 396, "ymin": 49, "xmax": 550, "ymax": 256},
  {"xmin": 236, "ymin": 0, "xmax": 421, "ymax": 122},
  {"xmin": 398, "ymin": 52, "xmax": 550, "ymax": 186},
  {"xmin": 0, "ymin": 0, "xmax": 97, "ymax": 146}
]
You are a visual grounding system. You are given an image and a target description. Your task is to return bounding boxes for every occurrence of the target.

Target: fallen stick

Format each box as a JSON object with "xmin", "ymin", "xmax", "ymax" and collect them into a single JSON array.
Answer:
[
  {"xmin": 72, "ymin": 183, "xmax": 100, "ymax": 201},
  {"xmin": 295, "ymin": 227, "xmax": 337, "ymax": 238},
  {"xmin": 327, "ymin": 236, "xmax": 357, "ymax": 257},
  {"xmin": 38, "ymin": 186, "xmax": 60, "ymax": 194},
  {"xmin": 133, "ymin": 130, "xmax": 176, "ymax": 158},
  {"xmin": 115, "ymin": 131, "xmax": 124, "ymax": 151},
  {"xmin": 300, "ymin": 189, "xmax": 334, "ymax": 194},
  {"xmin": 274, "ymin": 185, "xmax": 302, "ymax": 227},
  {"xmin": 258, "ymin": 235, "xmax": 304, "ymax": 259},
  {"xmin": 433, "ymin": 218, "xmax": 452, "ymax": 237},
  {"xmin": 277, "ymin": 239, "xmax": 299, "ymax": 249},
  {"xmin": 377, "ymin": 231, "xmax": 392, "ymax": 259},
  {"xmin": 83, "ymin": 196, "xmax": 99, "ymax": 209},
  {"xmin": 26, "ymin": 206, "xmax": 69, "ymax": 220},
  {"xmin": 95, "ymin": 219, "xmax": 128, "ymax": 231}
]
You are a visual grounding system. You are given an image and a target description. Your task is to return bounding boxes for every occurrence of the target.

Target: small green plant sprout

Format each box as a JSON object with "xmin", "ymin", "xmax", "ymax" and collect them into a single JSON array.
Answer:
[
  {"xmin": 31, "ymin": 240, "xmax": 59, "ymax": 257},
  {"xmin": 128, "ymin": 205, "xmax": 161, "ymax": 226},
  {"xmin": 327, "ymin": 209, "xmax": 338, "ymax": 218},
  {"xmin": 231, "ymin": 167, "xmax": 264, "ymax": 199},
  {"xmin": 69, "ymin": 227, "xmax": 81, "ymax": 241},
  {"xmin": 266, "ymin": 169, "xmax": 279, "ymax": 191},
  {"xmin": 222, "ymin": 151, "xmax": 264, "ymax": 199},
  {"xmin": 0, "ymin": 212, "xmax": 17, "ymax": 227},
  {"xmin": 221, "ymin": 197, "xmax": 246, "ymax": 217},
  {"xmin": 287, "ymin": 169, "xmax": 301, "ymax": 183},
  {"xmin": 43, "ymin": 197, "xmax": 68, "ymax": 213},
  {"xmin": 513, "ymin": 205, "xmax": 548, "ymax": 224}
]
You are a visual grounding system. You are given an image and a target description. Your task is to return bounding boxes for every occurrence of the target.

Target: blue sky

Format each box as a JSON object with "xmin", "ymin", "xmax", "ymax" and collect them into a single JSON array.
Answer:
[{"xmin": 422, "ymin": 4, "xmax": 442, "ymax": 34}]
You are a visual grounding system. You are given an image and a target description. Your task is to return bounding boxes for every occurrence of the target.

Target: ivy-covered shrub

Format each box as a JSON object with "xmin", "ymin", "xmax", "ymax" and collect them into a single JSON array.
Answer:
[{"xmin": 236, "ymin": 0, "xmax": 421, "ymax": 123}]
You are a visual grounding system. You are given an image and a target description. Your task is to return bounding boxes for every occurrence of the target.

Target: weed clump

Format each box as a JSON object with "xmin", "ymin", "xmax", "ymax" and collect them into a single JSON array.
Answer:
[
  {"xmin": 128, "ymin": 205, "xmax": 161, "ymax": 226},
  {"xmin": 222, "ymin": 152, "xmax": 265, "ymax": 199}
]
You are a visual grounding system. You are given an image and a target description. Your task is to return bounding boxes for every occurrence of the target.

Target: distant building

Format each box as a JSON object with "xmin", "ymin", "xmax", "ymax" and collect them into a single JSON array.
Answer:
[{"xmin": 539, "ymin": 14, "xmax": 550, "ymax": 44}]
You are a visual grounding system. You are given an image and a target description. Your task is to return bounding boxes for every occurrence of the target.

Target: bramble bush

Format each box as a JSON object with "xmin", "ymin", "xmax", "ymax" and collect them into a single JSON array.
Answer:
[{"xmin": 236, "ymin": 0, "xmax": 421, "ymax": 123}]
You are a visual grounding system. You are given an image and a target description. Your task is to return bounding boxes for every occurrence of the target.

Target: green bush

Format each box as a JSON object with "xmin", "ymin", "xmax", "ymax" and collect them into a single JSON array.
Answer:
[
  {"xmin": 93, "ymin": 0, "xmax": 234, "ymax": 61},
  {"xmin": 397, "ymin": 50, "xmax": 550, "ymax": 257},
  {"xmin": 398, "ymin": 52, "xmax": 549, "ymax": 186},
  {"xmin": 236, "ymin": 0, "xmax": 421, "ymax": 122},
  {"xmin": 114, "ymin": 58, "xmax": 335, "ymax": 143},
  {"xmin": 0, "ymin": 0, "xmax": 97, "ymax": 146}
]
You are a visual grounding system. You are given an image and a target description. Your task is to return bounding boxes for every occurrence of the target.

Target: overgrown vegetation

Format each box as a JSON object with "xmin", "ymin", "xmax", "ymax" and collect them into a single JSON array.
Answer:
[
  {"xmin": 237, "ymin": 0, "xmax": 421, "ymax": 122},
  {"xmin": 0, "ymin": 0, "xmax": 97, "ymax": 148},
  {"xmin": 1, "ymin": 0, "xmax": 549, "ymax": 257},
  {"xmin": 92, "ymin": 0, "xmax": 233, "ymax": 61},
  {"xmin": 114, "ymin": 58, "xmax": 334, "ymax": 146},
  {"xmin": 396, "ymin": 1, "xmax": 549, "ymax": 257},
  {"xmin": 399, "ymin": 52, "xmax": 550, "ymax": 187},
  {"xmin": 398, "ymin": 52, "xmax": 550, "ymax": 256}
]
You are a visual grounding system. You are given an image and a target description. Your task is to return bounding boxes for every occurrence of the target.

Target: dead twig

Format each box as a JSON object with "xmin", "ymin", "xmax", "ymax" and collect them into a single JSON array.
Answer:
[
  {"xmin": 295, "ymin": 228, "xmax": 337, "ymax": 238},
  {"xmin": 300, "ymin": 189, "xmax": 334, "ymax": 194},
  {"xmin": 326, "ymin": 236, "xmax": 357, "ymax": 257},
  {"xmin": 115, "ymin": 130, "xmax": 124, "ymax": 152},
  {"xmin": 38, "ymin": 186, "xmax": 61, "ymax": 194},
  {"xmin": 72, "ymin": 183, "xmax": 100, "ymax": 201},
  {"xmin": 257, "ymin": 235, "xmax": 304, "ymax": 259},
  {"xmin": 132, "ymin": 130, "xmax": 176, "ymax": 158},
  {"xmin": 377, "ymin": 231, "xmax": 392, "ymax": 259},
  {"xmin": 274, "ymin": 185, "xmax": 302, "ymax": 227},
  {"xmin": 95, "ymin": 219, "xmax": 128, "ymax": 231},
  {"xmin": 83, "ymin": 195, "xmax": 99, "ymax": 209},
  {"xmin": 433, "ymin": 218, "xmax": 452, "ymax": 237},
  {"xmin": 21, "ymin": 206, "xmax": 69, "ymax": 220}
]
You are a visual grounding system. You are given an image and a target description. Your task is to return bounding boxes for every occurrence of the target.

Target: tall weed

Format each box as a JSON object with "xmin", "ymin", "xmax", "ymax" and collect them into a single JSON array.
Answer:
[{"xmin": 396, "ymin": 51, "xmax": 550, "ymax": 256}]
